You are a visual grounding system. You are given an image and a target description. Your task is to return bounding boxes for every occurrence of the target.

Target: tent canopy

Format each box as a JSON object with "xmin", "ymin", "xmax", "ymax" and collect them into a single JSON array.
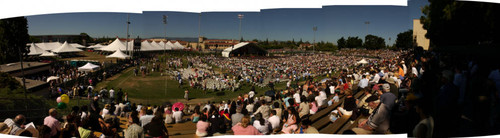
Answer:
[
  {"xmin": 51, "ymin": 41, "xmax": 83, "ymax": 53},
  {"xmin": 40, "ymin": 51, "xmax": 57, "ymax": 57},
  {"xmin": 78, "ymin": 62, "xmax": 100, "ymax": 72},
  {"xmin": 99, "ymin": 38, "xmax": 134, "ymax": 52},
  {"xmin": 70, "ymin": 43, "xmax": 86, "ymax": 48},
  {"xmin": 106, "ymin": 50, "xmax": 130, "ymax": 59},
  {"xmin": 222, "ymin": 42, "xmax": 267, "ymax": 58},
  {"xmin": 173, "ymin": 41, "xmax": 184, "ymax": 49},
  {"xmin": 28, "ymin": 43, "xmax": 46, "ymax": 55},
  {"xmin": 357, "ymin": 59, "xmax": 369, "ymax": 64}
]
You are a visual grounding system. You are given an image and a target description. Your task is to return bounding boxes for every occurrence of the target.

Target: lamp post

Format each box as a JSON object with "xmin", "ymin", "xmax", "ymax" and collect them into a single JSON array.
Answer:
[
  {"xmin": 313, "ymin": 26, "xmax": 317, "ymax": 54},
  {"xmin": 126, "ymin": 14, "xmax": 130, "ymax": 56},
  {"xmin": 238, "ymin": 14, "xmax": 244, "ymax": 41},
  {"xmin": 198, "ymin": 13, "xmax": 201, "ymax": 51},
  {"xmin": 163, "ymin": 15, "xmax": 168, "ymax": 96}
]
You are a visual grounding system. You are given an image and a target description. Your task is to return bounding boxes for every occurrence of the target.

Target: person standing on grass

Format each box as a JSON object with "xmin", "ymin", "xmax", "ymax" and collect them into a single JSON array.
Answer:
[{"xmin": 184, "ymin": 90, "xmax": 189, "ymax": 101}]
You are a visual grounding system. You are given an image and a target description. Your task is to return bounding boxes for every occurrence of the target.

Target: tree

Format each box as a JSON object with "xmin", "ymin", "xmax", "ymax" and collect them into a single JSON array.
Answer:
[
  {"xmin": 395, "ymin": 30, "xmax": 414, "ymax": 49},
  {"xmin": 0, "ymin": 17, "xmax": 29, "ymax": 64},
  {"xmin": 337, "ymin": 37, "xmax": 346, "ymax": 49},
  {"xmin": 29, "ymin": 36, "xmax": 41, "ymax": 43},
  {"xmin": 346, "ymin": 36, "xmax": 363, "ymax": 48},
  {"xmin": 363, "ymin": 34, "xmax": 386, "ymax": 49},
  {"xmin": 421, "ymin": 0, "xmax": 500, "ymax": 47}
]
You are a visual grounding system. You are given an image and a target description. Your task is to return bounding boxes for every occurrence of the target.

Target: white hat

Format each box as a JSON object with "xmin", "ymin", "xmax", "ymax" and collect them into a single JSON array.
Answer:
[{"xmin": 382, "ymin": 83, "xmax": 390, "ymax": 92}]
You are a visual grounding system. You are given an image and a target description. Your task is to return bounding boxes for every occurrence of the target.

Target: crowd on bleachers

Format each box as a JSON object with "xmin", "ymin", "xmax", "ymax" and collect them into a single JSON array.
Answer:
[{"xmin": 3, "ymin": 47, "xmax": 500, "ymax": 137}]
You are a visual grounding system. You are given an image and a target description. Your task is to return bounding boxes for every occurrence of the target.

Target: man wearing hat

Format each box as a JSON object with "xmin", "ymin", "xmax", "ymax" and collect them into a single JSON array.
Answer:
[
  {"xmin": 352, "ymin": 85, "xmax": 397, "ymax": 134},
  {"xmin": 386, "ymin": 78, "xmax": 399, "ymax": 98}
]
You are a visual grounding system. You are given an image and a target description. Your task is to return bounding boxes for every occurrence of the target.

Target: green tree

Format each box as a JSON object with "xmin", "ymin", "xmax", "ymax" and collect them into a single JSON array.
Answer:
[
  {"xmin": 363, "ymin": 34, "xmax": 386, "ymax": 49},
  {"xmin": 29, "ymin": 36, "xmax": 41, "ymax": 43},
  {"xmin": 0, "ymin": 17, "xmax": 29, "ymax": 64},
  {"xmin": 421, "ymin": 0, "xmax": 500, "ymax": 47},
  {"xmin": 346, "ymin": 36, "xmax": 363, "ymax": 48},
  {"xmin": 395, "ymin": 30, "xmax": 414, "ymax": 49},
  {"xmin": 337, "ymin": 37, "xmax": 346, "ymax": 49}
]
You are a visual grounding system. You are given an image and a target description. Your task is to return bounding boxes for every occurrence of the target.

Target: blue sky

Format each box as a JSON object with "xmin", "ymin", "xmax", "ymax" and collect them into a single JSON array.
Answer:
[{"xmin": 27, "ymin": 0, "xmax": 429, "ymax": 45}]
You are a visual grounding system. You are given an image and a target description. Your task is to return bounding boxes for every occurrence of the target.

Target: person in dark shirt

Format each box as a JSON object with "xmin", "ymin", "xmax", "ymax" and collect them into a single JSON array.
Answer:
[{"xmin": 144, "ymin": 113, "xmax": 169, "ymax": 137}]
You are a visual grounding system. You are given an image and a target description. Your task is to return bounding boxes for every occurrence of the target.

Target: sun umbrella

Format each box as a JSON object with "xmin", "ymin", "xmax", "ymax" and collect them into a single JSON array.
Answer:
[
  {"xmin": 46, "ymin": 76, "xmax": 60, "ymax": 82},
  {"xmin": 172, "ymin": 102, "xmax": 185, "ymax": 111}
]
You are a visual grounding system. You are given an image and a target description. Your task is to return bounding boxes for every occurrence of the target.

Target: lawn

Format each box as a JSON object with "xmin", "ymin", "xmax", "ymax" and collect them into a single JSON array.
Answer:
[{"xmin": 95, "ymin": 66, "xmax": 290, "ymax": 105}]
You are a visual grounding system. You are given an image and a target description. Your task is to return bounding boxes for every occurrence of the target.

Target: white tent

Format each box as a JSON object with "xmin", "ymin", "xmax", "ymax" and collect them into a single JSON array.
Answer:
[
  {"xmin": 99, "ymin": 38, "xmax": 133, "ymax": 52},
  {"xmin": 70, "ymin": 43, "xmax": 86, "ymax": 48},
  {"xmin": 46, "ymin": 76, "xmax": 60, "ymax": 82},
  {"xmin": 164, "ymin": 41, "xmax": 174, "ymax": 50},
  {"xmin": 173, "ymin": 41, "xmax": 184, "ymax": 49},
  {"xmin": 357, "ymin": 59, "xmax": 369, "ymax": 64},
  {"xmin": 106, "ymin": 50, "xmax": 130, "ymax": 59},
  {"xmin": 40, "ymin": 51, "xmax": 58, "ymax": 57},
  {"xmin": 35, "ymin": 42, "xmax": 62, "ymax": 51},
  {"xmin": 222, "ymin": 42, "xmax": 249, "ymax": 57},
  {"xmin": 51, "ymin": 41, "xmax": 83, "ymax": 53},
  {"xmin": 140, "ymin": 41, "xmax": 155, "ymax": 51},
  {"xmin": 28, "ymin": 43, "xmax": 46, "ymax": 56},
  {"xmin": 150, "ymin": 41, "xmax": 162, "ymax": 51},
  {"xmin": 78, "ymin": 62, "xmax": 100, "ymax": 72},
  {"xmin": 88, "ymin": 44, "xmax": 105, "ymax": 50}
]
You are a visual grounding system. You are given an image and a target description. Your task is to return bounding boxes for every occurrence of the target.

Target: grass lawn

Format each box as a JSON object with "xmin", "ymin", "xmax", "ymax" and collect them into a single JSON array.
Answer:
[{"xmin": 95, "ymin": 66, "xmax": 291, "ymax": 105}]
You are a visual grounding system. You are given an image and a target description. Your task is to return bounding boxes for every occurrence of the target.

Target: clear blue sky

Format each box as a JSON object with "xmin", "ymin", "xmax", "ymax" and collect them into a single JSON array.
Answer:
[{"xmin": 27, "ymin": 1, "xmax": 429, "ymax": 45}]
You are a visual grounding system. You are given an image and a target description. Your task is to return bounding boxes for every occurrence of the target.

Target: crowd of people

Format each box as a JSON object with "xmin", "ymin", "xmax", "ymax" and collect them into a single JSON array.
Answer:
[{"xmin": 3, "ymin": 47, "xmax": 500, "ymax": 137}]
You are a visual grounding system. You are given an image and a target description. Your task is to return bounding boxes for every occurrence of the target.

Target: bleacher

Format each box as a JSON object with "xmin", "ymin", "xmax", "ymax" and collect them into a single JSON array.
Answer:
[{"xmin": 309, "ymin": 89, "xmax": 366, "ymax": 134}]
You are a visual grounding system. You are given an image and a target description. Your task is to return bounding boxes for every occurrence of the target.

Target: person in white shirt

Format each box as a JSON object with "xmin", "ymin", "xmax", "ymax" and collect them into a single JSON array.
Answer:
[
  {"xmin": 293, "ymin": 92, "xmax": 301, "ymax": 104},
  {"xmin": 253, "ymin": 113, "xmax": 270, "ymax": 134},
  {"xmin": 268, "ymin": 110, "xmax": 280, "ymax": 131},
  {"xmin": 139, "ymin": 110, "xmax": 154, "ymax": 127},
  {"xmin": 173, "ymin": 107, "xmax": 183, "ymax": 123},
  {"xmin": 358, "ymin": 75, "xmax": 369, "ymax": 89},
  {"xmin": 249, "ymin": 91, "xmax": 255, "ymax": 99},
  {"xmin": 329, "ymin": 85, "xmax": 335, "ymax": 95},
  {"xmin": 370, "ymin": 72, "xmax": 381, "ymax": 85},
  {"xmin": 109, "ymin": 88, "xmax": 115, "ymax": 101}
]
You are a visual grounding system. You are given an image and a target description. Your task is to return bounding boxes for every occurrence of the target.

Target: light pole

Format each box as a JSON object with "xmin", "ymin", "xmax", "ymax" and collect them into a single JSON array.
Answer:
[
  {"xmin": 163, "ymin": 15, "xmax": 168, "ymax": 96},
  {"xmin": 238, "ymin": 14, "xmax": 244, "ymax": 41},
  {"xmin": 126, "ymin": 14, "xmax": 130, "ymax": 56},
  {"xmin": 313, "ymin": 26, "xmax": 317, "ymax": 54},
  {"xmin": 365, "ymin": 21, "xmax": 370, "ymax": 35},
  {"xmin": 198, "ymin": 13, "xmax": 201, "ymax": 51}
]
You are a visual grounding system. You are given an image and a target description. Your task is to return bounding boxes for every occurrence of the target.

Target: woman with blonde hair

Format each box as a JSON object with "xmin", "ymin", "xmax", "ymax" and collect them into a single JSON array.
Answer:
[{"xmin": 231, "ymin": 116, "xmax": 262, "ymax": 135}]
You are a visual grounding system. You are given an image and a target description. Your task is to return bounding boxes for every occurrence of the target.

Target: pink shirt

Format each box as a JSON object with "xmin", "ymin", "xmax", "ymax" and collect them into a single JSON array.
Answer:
[
  {"xmin": 196, "ymin": 121, "xmax": 209, "ymax": 133},
  {"xmin": 231, "ymin": 123, "xmax": 262, "ymax": 135},
  {"xmin": 310, "ymin": 102, "xmax": 318, "ymax": 113},
  {"xmin": 44, "ymin": 116, "xmax": 60, "ymax": 136}
]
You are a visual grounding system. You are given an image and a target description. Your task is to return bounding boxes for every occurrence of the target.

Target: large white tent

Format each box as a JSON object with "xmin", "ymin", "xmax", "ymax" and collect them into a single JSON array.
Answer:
[
  {"xmin": 140, "ymin": 41, "xmax": 155, "ymax": 51},
  {"xmin": 78, "ymin": 62, "xmax": 100, "ymax": 72},
  {"xmin": 88, "ymin": 44, "xmax": 105, "ymax": 50},
  {"xmin": 165, "ymin": 41, "xmax": 174, "ymax": 50},
  {"xmin": 51, "ymin": 41, "xmax": 83, "ymax": 53},
  {"xmin": 99, "ymin": 38, "xmax": 134, "ymax": 52},
  {"xmin": 106, "ymin": 50, "xmax": 130, "ymax": 59},
  {"xmin": 40, "ymin": 51, "xmax": 58, "ymax": 57},
  {"xmin": 35, "ymin": 42, "xmax": 62, "ymax": 51},
  {"xmin": 222, "ymin": 42, "xmax": 248, "ymax": 57},
  {"xmin": 28, "ymin": 43, "xmax": 46, "ymax": 56},
  {"xmin": 173, "ymin": 41, "xmax": 184, "ymax": 49},
  {"xmin": 70, "ymin": 43, "xmax": 86, "ymax": 48},
  {"xmin": 150, "ymin": 41, "xmax": 162, "ymax": 51}
]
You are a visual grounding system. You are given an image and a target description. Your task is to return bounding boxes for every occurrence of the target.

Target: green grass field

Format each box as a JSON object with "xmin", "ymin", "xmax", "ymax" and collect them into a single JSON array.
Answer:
[{"xmin": 95, "ymin": 66, "xmax": 290, "ymax": 105}]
